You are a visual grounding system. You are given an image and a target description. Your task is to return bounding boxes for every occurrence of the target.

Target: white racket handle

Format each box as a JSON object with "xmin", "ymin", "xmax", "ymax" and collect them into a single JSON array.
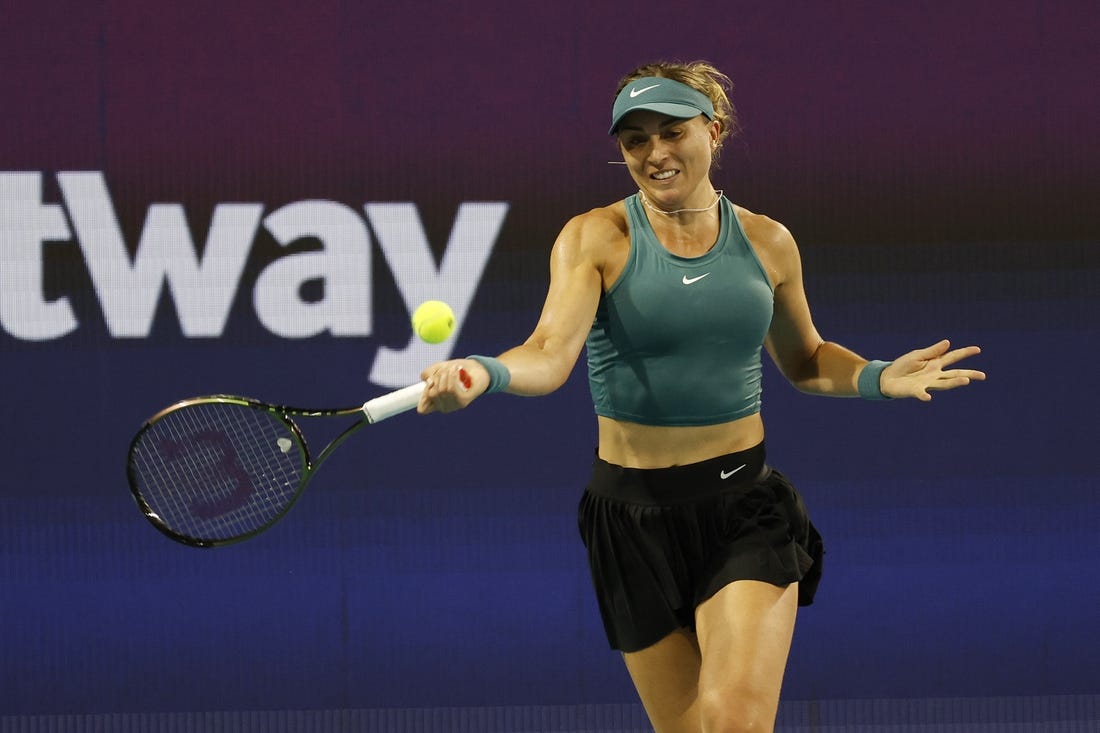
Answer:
[{"xmin": 361, "ymin": 381, "xmax": 426, "ymax": 423}]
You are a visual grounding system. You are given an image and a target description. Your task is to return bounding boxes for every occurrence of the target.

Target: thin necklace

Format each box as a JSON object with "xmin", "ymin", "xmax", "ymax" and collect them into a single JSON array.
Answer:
[{"xmin": 639, "ymin": 189, "xmax": 723, "ymax": 215}]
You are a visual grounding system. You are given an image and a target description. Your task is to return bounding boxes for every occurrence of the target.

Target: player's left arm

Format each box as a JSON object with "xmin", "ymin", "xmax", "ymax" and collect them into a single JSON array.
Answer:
[
  {"xmin": 758, "ymin": 217, "xmax": 864, "ymax": 396},
  {"xmin": 759, "ymin": 217, "xmax": 985, "ymax": 399}
]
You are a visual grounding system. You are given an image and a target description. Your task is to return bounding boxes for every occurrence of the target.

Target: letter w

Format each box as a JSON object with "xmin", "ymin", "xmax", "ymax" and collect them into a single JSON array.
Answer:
[{"xmin": 57, "ymin": 172, "xmax": 262, "ymax": 338}]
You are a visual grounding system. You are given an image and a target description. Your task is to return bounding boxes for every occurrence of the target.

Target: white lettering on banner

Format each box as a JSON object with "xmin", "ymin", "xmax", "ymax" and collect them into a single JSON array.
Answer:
[
  {"xmin": 257, "ymin": 200, "xmax": 372, "ymax": 338},
  {"xmin": 0, "ymin": 172, "xmax": 509, "ymax": 388},
  {"xmin": 58, "ymin": 172, "xmax": 263, "ymax": 338},
  {"xmin": 367, "ymin": 202, "xmax": 505, "ymax": 387},
  {"xmin": 0, "ymin": 172, "xmax": 79, "ymax": 340}
]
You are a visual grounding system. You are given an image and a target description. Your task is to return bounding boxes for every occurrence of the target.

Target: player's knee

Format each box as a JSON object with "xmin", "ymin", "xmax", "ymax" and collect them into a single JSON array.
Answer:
[{"xmin": 698, "ymin": 686, "xmax": 776, "ymax": 733}]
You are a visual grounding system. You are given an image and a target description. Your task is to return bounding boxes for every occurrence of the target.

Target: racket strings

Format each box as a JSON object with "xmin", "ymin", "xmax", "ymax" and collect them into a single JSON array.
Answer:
[{"xmin": 129, "ymin": 402, "xmax": 305, "ymax": 542}]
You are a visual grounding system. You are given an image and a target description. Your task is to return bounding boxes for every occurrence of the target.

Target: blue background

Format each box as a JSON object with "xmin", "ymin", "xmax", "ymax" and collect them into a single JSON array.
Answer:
[{"xmin": 1, "ymin": 1, "xmax": 1097, "ymax": 729}]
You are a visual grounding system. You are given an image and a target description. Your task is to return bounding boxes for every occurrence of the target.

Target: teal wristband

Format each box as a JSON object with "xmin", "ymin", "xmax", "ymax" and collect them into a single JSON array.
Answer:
[
  {"xmin": 466, "ymin": 355, "xmax": 511, "ymax": 394},
  {"xmin": 858, "ymin": 360, "xmax": 892, "ymax": 400}
]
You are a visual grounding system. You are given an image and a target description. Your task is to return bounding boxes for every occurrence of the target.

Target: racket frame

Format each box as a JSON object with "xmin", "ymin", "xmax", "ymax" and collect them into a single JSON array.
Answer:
[{"xmin": 127, "ymin": 383, "xmax": 424, "ymax": 548}]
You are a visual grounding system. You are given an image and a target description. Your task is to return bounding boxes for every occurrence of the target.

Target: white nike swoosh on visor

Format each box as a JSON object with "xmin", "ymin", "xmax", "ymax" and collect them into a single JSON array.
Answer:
[
  {"xmin": 682, "ymin": 273, "xmax": 710, "ymax": 285},
  {"xmin": 629, "ymin": 84, "xmax": 661, "ymax": 98}
]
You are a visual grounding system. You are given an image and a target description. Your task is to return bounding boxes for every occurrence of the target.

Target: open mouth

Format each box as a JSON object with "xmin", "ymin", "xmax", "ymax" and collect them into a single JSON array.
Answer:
[{"xmin": 651, "ymin": 169, "xmax": 679, "ymax": 181}]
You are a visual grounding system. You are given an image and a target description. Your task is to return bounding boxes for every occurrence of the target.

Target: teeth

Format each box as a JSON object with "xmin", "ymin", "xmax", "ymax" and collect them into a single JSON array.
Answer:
[{"xmin": 653, "ymin": 170, "xmax": 677, "ymax": 180}]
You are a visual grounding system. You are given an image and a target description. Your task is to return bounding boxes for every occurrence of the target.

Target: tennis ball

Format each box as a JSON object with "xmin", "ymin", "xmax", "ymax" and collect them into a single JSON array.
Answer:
[{"xmin": 411, "ymin": 300, "xmax": 456, "ymax": 344}]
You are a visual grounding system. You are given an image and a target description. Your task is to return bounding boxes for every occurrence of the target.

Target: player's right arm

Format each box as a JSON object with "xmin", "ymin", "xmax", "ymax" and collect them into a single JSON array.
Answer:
[
  {"xmin": 419, "ymin": 210, "xmax": 614, "ymax": 412},
  {"xmin": 496, "ymin": 212, "xmax": 609, "ymax": 395}
]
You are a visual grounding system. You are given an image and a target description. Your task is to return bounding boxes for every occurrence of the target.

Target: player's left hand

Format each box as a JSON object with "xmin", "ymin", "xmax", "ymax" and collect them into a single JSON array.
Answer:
[{"xmin": 882, "ymin": 339, "xmax": 986, "ymax": 401}]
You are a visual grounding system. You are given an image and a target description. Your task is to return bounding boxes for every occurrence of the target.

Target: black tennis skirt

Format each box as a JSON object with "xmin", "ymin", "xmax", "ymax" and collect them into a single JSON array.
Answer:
[{"xmin": 577, "ymin": 442, "xmax": 824, "ymax": 652}]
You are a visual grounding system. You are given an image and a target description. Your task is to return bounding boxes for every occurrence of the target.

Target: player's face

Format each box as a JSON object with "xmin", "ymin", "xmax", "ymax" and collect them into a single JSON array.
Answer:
[{"xmin": 615, "ymin": 111, "xmax": 719, "ymax": 210}]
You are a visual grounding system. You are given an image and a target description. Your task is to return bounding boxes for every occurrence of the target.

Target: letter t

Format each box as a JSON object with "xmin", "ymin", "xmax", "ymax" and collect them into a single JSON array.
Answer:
[{"xmin": 0, "ymin": 172, "xmax": 78, "ymax": 340}]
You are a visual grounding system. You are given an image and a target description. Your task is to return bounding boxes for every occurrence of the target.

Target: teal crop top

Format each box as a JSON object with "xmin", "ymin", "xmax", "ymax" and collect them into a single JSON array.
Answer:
[{"xmin": 585, "ymin": 194, "xmax": 774, "ymax": 426}]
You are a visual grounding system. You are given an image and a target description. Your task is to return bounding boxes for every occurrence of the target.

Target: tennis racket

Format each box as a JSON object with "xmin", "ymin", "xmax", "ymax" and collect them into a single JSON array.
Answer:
[{"xmin": 127, "ymin": 377, "xmax": 450, "ymax": 548}]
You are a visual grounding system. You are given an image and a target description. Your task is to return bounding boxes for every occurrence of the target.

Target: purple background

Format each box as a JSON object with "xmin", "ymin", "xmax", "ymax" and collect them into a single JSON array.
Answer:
[{"xmin": 1, "ymin": 0, "xmax": 1098, "ymax": 726}]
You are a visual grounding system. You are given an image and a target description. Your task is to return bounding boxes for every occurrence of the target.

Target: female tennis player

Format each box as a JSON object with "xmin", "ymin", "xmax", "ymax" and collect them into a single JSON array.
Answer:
[{"xmin": 419, "ymin": 60, "xmax": 985, "ymax": 733}]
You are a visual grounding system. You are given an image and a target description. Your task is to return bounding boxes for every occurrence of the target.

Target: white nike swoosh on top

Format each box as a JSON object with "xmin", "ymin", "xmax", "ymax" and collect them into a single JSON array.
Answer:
[
  {"xmin": 720, "ymin": 464, "xmax": 747, "ymax": 479},
  {"xmin": 682, "ymin": 273, "xmax": 710, "ymax": 285},
  {"xmin": 629, "ymin": 84, "xmax": 661, "ymax": 98}
]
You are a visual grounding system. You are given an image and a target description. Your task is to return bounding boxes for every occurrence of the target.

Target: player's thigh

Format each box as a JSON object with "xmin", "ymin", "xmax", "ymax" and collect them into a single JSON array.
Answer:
[
  {"xmin": 621, "ymin": 628, "xmax": 702, "ymax": 733},
  {"xmin": 695, "ymin": 580, "xmax": 799, "ymax": 730}
]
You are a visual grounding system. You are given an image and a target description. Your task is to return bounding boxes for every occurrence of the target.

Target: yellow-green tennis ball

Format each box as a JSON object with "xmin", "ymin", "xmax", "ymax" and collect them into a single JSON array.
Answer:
[{"xmin": 411, "ymin": 300, "xmax": 456, "ymax": 344}]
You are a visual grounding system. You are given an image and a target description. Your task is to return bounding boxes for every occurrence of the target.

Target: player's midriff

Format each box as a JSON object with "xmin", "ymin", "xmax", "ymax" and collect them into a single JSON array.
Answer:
[{"xmin": 596, "ymin": 412, "xmax": 765, "ymax": 469}]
